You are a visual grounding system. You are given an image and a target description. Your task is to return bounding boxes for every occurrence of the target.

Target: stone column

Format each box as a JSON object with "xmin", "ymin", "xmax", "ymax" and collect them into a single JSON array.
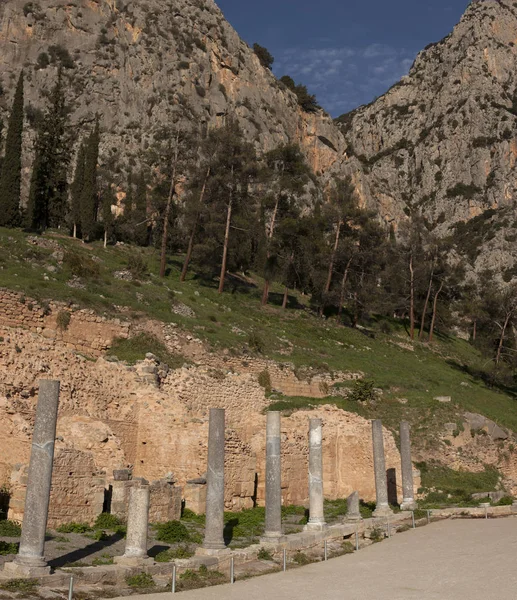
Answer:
[
  {"xmin": 115, "ymin": 481, "xmax": 151, "ymax": 566},
  {"xmin": 371, "ymin": 419, "xmax": 393, "ymax": 518},
  {"xmin": 4, "ymin": 380, "xmax": 60, "ymax": 577},
  {"xmin": 261, "ymin": 412, "xmax": 284, "ymax": 542},
  {"xmin": 400, "ymin": 421, "xmax": 417, "ymax": 510},
  {"xmin": 305, "ymin": 418, "xmax": 327, "ymax": 531},
  {"xmin": 201, "ymin": 408, "xmax": 227, "ymax": 552},
  {"xmin": 346, "ymin": 491, "xmax": 362, "ymax": 522}
]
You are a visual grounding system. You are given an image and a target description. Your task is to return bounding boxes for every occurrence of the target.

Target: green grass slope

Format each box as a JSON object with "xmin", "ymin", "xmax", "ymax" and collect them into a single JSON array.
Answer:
[{"xmin": 1, "ymin": 227, "xmax": 517, "ymax": 442}]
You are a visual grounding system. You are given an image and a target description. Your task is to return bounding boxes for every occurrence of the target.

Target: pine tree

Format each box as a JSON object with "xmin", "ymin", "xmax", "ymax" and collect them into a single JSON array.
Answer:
[
  {"xmin": 70, "ymin": 140, "xmax": 86, "ymax": 238},
  {"xmin": 0, "ymin": 72, "xmax": 24, "ymax": 228},
  {"xmin": 27, "ymin": 68, "xmax": 72, "ymax": 230},
  {"xmin": 80, "ymin": 119, "xmax": 100, "ymax": 241}
]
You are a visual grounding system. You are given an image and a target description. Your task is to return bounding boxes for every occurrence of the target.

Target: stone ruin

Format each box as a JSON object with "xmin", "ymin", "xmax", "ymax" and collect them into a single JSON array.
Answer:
[{"xmin": 1, "ymin": 379, "xmax": 418, "ymax": 580}]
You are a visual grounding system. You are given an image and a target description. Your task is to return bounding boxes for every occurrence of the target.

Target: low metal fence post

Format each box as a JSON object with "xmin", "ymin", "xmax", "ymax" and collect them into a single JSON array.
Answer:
[
  {"xmin": 171, "ymin": 564, "xmax": 176, "ymax": 594},
  {"xmin": 68, "ymin": 576, "xmax": 74, "ymax": 600},
  {"xmin": 230, "ymin": 557, "xmax": 235, "ymax": 584},
  {"xmin": 283, "ymin": 549, "xmax": 287, "ymax": 572}
]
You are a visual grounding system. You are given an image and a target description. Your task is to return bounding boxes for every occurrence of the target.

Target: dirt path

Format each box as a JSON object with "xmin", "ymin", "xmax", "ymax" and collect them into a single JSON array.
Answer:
[{"xmin": 104, "ymin": 518, "xmax": 517, "ymax": 600}]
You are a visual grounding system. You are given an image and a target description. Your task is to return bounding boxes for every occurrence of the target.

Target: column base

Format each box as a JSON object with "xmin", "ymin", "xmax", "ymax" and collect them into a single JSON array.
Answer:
[
  {"xmin": 304, "ymin": 521, "xmax": 328, "ymax": 532},
  {"xmin": 345, "ymin": 514, "xmax": 362, "ymax": 523},
  {"xmin": 3, "ymin": 560, "xmax": 51, "ymax": 578},
  {"xmin": 195, "ymin": 547, "xmax": 231, "ymax": 557},
  {"xmin": 373, "ymin": 504, "xmax": 393, "ymax": 518},
  {"xmin": 400, "ymin": 500, "xmax": 417, "ymax": 511},
  {"xmin": 114, "ymin": 556, "xmax": 154, "ymax": 567}
]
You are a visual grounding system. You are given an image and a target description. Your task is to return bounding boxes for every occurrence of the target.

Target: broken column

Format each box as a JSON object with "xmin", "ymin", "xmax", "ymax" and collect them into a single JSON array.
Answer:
[
  {"xmin": 371, "ymin": 419, "xmax": 393, "ymax": 518},
  {"xmin": 201, "ymin": 408, "xmax": 227, "ymax": 552},
  {"xmin": 346, "ymin": 491, "xmax": 362, "ymax": 522},
  {"xmin": 4, "ymin": 380, "xmax": 60, "ymax": 577},
  {"xmin": 115, "ymin": 480, "xmax": 151, "ymax": 566},
  {"xmin": 305, "ymin": 418, "xmax": 327, "ymax": 531},
  {"xmin": 400, "ymin": 421, "xmax": 417, "ymax": 510},
  {"xmin": 262, "ymin": 411, "xmax": 284, "ymax": 542}
]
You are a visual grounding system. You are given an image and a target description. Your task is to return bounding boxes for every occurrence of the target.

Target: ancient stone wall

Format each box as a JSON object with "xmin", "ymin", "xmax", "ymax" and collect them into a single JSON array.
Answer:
[
  {"xmin": 110, "ymin": 479, "xmax": 182, "ymax": 524},
  {"xmin": 1, "ymin": 324, "xmax": 411, "ymax": 525},
  {"xmin": 0, "ymin": 288, "xmax": 130, "ymax": 356},
  {"xmin": 47, "ymin": 449, "xmax": 106, "ymax": 528}
]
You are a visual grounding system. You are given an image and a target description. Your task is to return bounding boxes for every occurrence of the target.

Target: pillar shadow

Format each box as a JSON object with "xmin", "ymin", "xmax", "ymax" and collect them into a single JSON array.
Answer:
[
  {"xmin": 387, "ymin": 468, "xmax": 399, "ymax": 506},
  {"xmin": 48, "ymin": 532, "xmax": 125, "ymax": 568},
  {"xmin": 148, "ymin": 545, "xmax": 171, "ymax": 558},
  {"xmin": 223, "ymin": 519, "xmax": 238, "ymax": 545}
]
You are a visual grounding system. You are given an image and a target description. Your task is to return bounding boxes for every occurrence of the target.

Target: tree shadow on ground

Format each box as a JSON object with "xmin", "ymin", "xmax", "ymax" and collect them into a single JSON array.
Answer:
[
  {"xmin": 48, "ymin": 533, "xmax": 124, "ymax": 568},
  {"xmin": 446, "ymin": 360, "xmax": 517, "ymax": 399}
]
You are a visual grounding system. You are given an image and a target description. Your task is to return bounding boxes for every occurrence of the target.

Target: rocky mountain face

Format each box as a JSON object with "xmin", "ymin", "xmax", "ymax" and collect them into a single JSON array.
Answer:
[
  {"xmin": 337, "ymin": 0, "xmax": 517, "ymax": 276},
  {"xmin": 2, "ymin": 0, "xmax": 517, "ymax": 275},
  {"xmin": 0, "ymin": 0, "xmax": 344, "ymax": 179}
]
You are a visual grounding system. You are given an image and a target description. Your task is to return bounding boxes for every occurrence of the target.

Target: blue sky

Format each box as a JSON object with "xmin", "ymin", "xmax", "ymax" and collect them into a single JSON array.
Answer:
[{"xmin": 216, "ymin": 0, "xmax": 470, "ymax": 117}]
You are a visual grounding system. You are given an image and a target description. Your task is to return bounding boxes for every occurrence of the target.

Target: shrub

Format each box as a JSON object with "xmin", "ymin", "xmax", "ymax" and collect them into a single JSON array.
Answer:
[
  {"xmin": 127, "ymin": 254, "xmax": 148, "ymax": 279},
  {"xmin": 341, "ymin": 541, "xmax": 355, "ymax": 554},
  {"xmin": 258, "ymin": 369, "xmax": 272, "ymax": 392},
  {"xmin": 56, "ymin": 310, "xmax": 71, "ymax": 331},
  {"xmin": 292, "ymin": 551, "xmax": 310, "ymax": 565},
  {"xmin": 154, "ymin": 520, "xmax": 191, "ymax": 543},
  {"xmin": 446, "ymin": 183, "xmax": 482, "ymax": 199},
  {"xmin": 257, "ymin": 547, "xmax": 273, "ymax": 561},
  {"xmin": 107, "ymin": 334, "xmax": 185, "ymax": 369},
  {"xmin": 181, "ymin": 509, "xmax": 205, "ymax": 524},
  {"xmin": 0, "ymin": 520, "xmax": 21, "ymax": 537},
  {"xmin": 94, "ymin": 513, "xmax": 124, "ymax": 531},
  {"xmin": 63, "ymin": 251, "xmax": 100, "ymax": 279},
  {"xmin": 248, "ymin": 331, "xmax": 265, "ymax": 354},
  {"xmin": 497, "ymin": 496, "xmax": 514, "ymax": 506},
  {"xmin": 126, "ymin": 572, "xmax": 155, "ymax": 588},
  {"xmin": 253, "ymin": 43, "xmax": 274, "ymax": 69},
  {"xmin": 0, "ymin": 579, "xmax": 38, "ymax": 592},
  {"xmin": 370, "ymin": 527, "xmax": 385, "ymax": 543},
  {"xmin": 155, "ymin": 545, "xmax": 194, "ymax": 562},
  {"xmin": 348, "ymin": 379, "xmax": 376, "ymax": 403},
  {"xmin": 0, "ymin": 541, "xmax": 19, "ymax": 555},
  {"xmin": 84, "ymin": 529, "xmax": 109, "ymax": 541},
  {"xmin": 56, "ymin": 522, "xmax": 92, "ymax": 534}
]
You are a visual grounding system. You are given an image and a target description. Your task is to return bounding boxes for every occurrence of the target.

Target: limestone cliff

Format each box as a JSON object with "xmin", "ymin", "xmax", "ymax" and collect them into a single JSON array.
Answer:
[
  {"xmin": 337, "ymin": 0, "xmax": 517, "ymax": 274},
  {"xmin": 2, "ymin": 0, "xmax": 517, "ymax": 272},
  {"xmin": 0, "ymin": 0, "xmax": 344, "ymax": 178}
]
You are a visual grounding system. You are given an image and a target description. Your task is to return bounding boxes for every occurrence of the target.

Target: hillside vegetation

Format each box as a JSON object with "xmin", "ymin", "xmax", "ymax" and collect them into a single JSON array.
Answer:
[{"xmin": 2, "ymin": 227, "xmax": 517, "ymax": 447}]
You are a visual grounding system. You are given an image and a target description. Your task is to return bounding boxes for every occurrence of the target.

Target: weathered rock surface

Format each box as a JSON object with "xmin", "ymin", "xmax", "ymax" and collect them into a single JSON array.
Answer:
[
  {"xmin": 0, "ymin": 0, "xmax": 344, "ymax": 191},
  {"xmin": 338, "ymin": 0, "xmax": 517, "ymax": 276}
]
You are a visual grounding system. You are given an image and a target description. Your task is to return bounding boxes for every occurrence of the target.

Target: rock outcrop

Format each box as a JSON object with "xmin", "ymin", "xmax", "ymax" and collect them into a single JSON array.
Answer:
[
  {"xmin": 338, "ymin": 0, "xmax": 517, "ymax": 276},
  {"xmin": 0, "ymin": 0, "xmax": 345, "ymax": 184}
]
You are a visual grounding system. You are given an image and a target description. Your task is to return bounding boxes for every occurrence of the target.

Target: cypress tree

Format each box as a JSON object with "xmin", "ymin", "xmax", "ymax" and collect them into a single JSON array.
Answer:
[
  {"xmin": 80, "ymin": 119, "xmax": 100, "ymax": 241},
  {"xmin": 0, "ymin": 72, "xmax": 24, "ymax": 228},
  {"xmin": 27, "ymin": 68, "xmax": 72, "ymax": 230},
  {"xmin": 70, "ymin": 140, "xmax": 86, "ymax": 238}
]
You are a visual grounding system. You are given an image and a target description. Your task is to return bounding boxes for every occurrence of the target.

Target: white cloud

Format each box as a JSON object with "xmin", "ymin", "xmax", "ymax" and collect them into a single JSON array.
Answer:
[{"xmin": 274, "ymin": 42, "xmax": 417, "ymax": 116}]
